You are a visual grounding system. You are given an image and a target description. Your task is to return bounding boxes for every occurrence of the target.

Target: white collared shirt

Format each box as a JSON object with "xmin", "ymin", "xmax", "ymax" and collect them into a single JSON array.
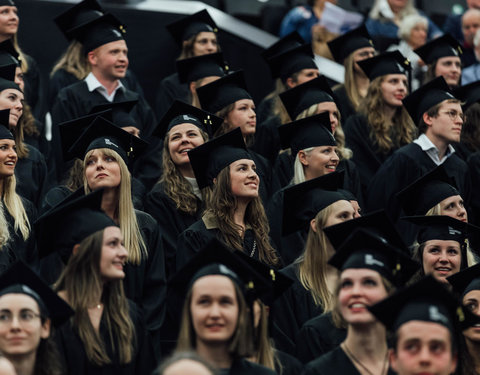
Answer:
[
  {"xmin": 84, "ymin": 72, "xmax": 125, "ymax": 102},
  {"xmin": 413, "ymin": 133, "xmax": 455, "ymax": 165}
]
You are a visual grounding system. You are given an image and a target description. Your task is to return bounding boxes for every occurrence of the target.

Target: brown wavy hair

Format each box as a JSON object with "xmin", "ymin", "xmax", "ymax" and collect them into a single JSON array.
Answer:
[
  {"xmin": 460, "ymin": 103, "xmax": 480, "ymax": 152},
  {"xmin": 50, "ymin": 41, "xmax": 89, "ymax": 79},
  {"xmin": 214, "ymin": 103, "xmax": 255, "ymax": 147},
  {"xmin": 178, "ymin": 33, "xmax": 220, "ymax": 60}
]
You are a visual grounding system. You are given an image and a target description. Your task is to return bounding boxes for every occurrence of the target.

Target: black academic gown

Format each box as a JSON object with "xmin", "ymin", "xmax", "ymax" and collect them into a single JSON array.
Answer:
[
  {"xmin": 276, "ymin": 350, "xmax": 304, "ymax": 375},
  {"xmin": 23, "ymin": 54, "xmax": 45, "ymax": 121},
  {"xmin": 453, "ymin": 141, "xmax": 476, "ymax": 162},
  {"xmin": 228, "ymin": 358, "xmax": 277, "ymax": 375},
  {"xmin": 272, "ymin": 263, "xmax": 323, "ymax": 356},
  {"xmin": 333, "ymin": 85, "xmax": 356, "ymax": 123},
  {"xmin": 24, "ymin": 118, "xmax": 50, "ymax": 158},
  {"xmin": 250, "ymin": 150, "xmax": 274, "ymax": 205},
  {"xmin": 154, "ymin": 72, "xmax": 189, "ymax": 119},
  {"xmin": 468, "ymin": 151, "xmax": 480, "ymax": 227},
  {"xmin": 55, "ymin": 300, "xmax": 156, "ymax": 375},
  {"xmin": 252, "ymin": 115, "xmax": 282, "ymax": 165},
  {"xmin": 303, "ymin": 346, "xmax": 396, "ymax": 375},
  {"xmin": 15, "ymin": 145, "xmax": 48, "ymax": 209},
  {"xmin": 144, "ymin": 182, "xmax": 203, "ymax": 278},
  {"xmin": 256, "ymin": 96, "xmax": 275, "ymax": 126},
  {"xmin": 295, "ymin": 311, "xmax": 347, "ymax": 364}
]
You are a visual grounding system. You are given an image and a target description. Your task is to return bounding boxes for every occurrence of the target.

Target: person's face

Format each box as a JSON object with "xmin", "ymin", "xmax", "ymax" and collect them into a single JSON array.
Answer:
[
  {"xmin": 338, "ymin": 268, "xmax": 388, "ymax": 325},
  {"xmin": 85, "ymin": 150, "xmax": 122, "ymax": 191},
  {"xmin": 163, "ymin": 359, "xmax": 213, "ymax": 375},
  {"xmin": 288, "ymin": 68, "xmax": 319, "ymax": 88},
  {"xmin": 0, "ymin": 89, "xmax": 23, "ymax": 128},
  {"xmin": 387, "ymin": 0, "xmax": 409, "ymax": 12},
  {"xmin": 422, "ymin": 240, "xmax": 461, "ymax": 283},
  {"xmin": 0, "ymin": 294, "xmax": 50, "ymax": 358},
  {"xmin": 462, "ymin": 13, "xmax": 480, "ymax": 45},
  {"xmin": 300, "ymin": 145, "xmax": 339, "ymax": 178},
  {"xmin": 226, "ymin": 99, "xmax": 256, "ymax": 136},
  {"xmin": 89, "ymin": 39, "xmax": 129, "ymax": 81},
  {"xmin": 390, "ymin": 321, "xmax": 457, "ymax": 375},
  {"xmin": 467, "ymin": 0, "xmax": 480, "ymax": 9},
  {"xmin": 0, "ymin": 139, "xmax": 16, "ymax": 179},
  {"xmin": 352, "ymin": 46, "xmax": 376, "ymax": 75},
  {"xmin": 192, "ymin": 32, "xmax": 218, "ymax": 56},
  {"xmin": 425, "ymin": 101, "xmax": 463, "ymax": 144},
  {"xmin": 0, "ymin": 357, "xmax": 16, "ymax": 375},
  {"xmin": 99, "ymin": 226, "xmax": 128, "ymax": 281},
  {"xmin": 408, "ymin": 23, "xmax": 427, "ymax": 49},
  {"xmin": 14, "ymin": 66, "xmax": 23, "ymax": 92},
  {"xmin": 315, "ymin": 101, "xmax": 340, "ymax": 133},
  {"xmin": 463, "ymin": 289, "xmax": 480, "ymax": 343},
  {"xmin": 438, "ymin": 195, "xmax": 467, "ymax": 222},
  {"xmin": 380, "ymin": 74, "xmax": 408, "ymax": 108},
  {"xmin": 435, "ymin": 57, "xmax": 461, "ymax": 87},
  {"xmin": 324, "ymin": 199, "xmax": 356, "ymax": 227},
  {"xmin": 168, "ymin": 123, "xmax": 205, "ymax": 167},
  {"xmin": 0, "ymin": 6, "xmax": 18, "ymax": 38},
  {"xmin": 229, "ymin": 159, "xmax": 259, "ymax": 201},
  {"xmin": 190, "ymin": 275, "xmax": 239, "ymax": 346}
]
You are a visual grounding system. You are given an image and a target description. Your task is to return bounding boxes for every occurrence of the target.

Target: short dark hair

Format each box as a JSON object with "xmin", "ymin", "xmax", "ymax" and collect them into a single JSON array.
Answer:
[{"xmin": 417, "ymin": 99, "xmax": 461, "ymax": 134}]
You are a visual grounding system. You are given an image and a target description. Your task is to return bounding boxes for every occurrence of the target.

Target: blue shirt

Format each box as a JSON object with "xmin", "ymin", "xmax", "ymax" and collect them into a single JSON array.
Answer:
[{"xmin": 279, "ymin": 5, "xmax": 318, "ymax": 43}]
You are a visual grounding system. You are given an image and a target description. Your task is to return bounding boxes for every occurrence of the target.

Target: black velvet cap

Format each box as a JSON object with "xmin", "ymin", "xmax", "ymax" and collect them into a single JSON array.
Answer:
[
  {"xmin": 328, "ymin": 228, "xmax": 420, "ymax": 286},
  {"xmin": 324, "ymin": 210, "xmax": 407, "ymax": 252},
  {"xmin": 453, "ymin": 81, "xmax": 480, "ymax": 111},
  {"xmin": 278, "ymin": 112, "xmax": 336, "ymax": 155},
  {"xmin": 261, "ymin": 31, "xmax": 304, "ymax": 61},
  {"xmin": 327, "ymin": 24, "xmax": 374, "ymax": 63},
  {"xmin": 403, "ymin": 76, "xmax": 456, "ymax": 124},
  {"xmin": 188, "ymin": 127, "xmax": 251, "ymax": 189},
  {"xmin": 34, "ymin": 189, "xmax": 117, "ymax": 259},
  {"xmin": 66, "ymin": 116, "xmax": 149, "ymax": 164},
  {"xmin": 0, "ymin": 63, "xmax": 20, "ymax": 92},
  {"xmin": 166, "ymin": 9, "xmax": 218, "ymax": 46},
  {"xmin": 358, "ymin": 50, "xmax": 410, "ymax": 81},
  {"xmin": 88, "ymin": 99, "xmax": 138, "ymax": 128},
  {"xmin": 176, "ymin": 52, "xmax": 227, "ymax": 83},
  {"xmin": 0, "ymin": 39, "xmax": 19, "ymax": 66},
  {"xmin": 0, "ymin": 110, "xmax": 13, "ymax": 138},
  {"xmin": 369, "ymin": 275, "xmax": 470, "ymax": 333},
  {"xmin": 279, "ymin": 75, "xmax": 334, "ymax": 120},
  {"xmin": 396, "ymin": 165, "xmax": 460, "ymax": 216},
  {"xmin": 266, "ymin": 43, "xmax": 317, "ymax": 80},
  {"xmin": 197, "ymin": 70, "xmax": 252, "ymax": 114},
  {"xmin": 448, "ymin": 263, "xmax": 480, "ymax": 298},
  {"xmin": 155, "ymin": 100, "xmax": 223, "ymax": 139},
  {"xmin": 0, "ymin": 1, "xmax": 14, "ymax": 5},
  {"xmin": 54, "ymin": 0, "xmax": 105, "ymax": 40},
  {"xmin": 0, "ymin": 261, "xmax": 74, "ymax": 327},
  {"xmin": 282, "ymin": 170, "xmax": 346, "ymax": 235},
  {"xmin": 414, "ymin": 34, "xmax": 462, "ymax": 65}
]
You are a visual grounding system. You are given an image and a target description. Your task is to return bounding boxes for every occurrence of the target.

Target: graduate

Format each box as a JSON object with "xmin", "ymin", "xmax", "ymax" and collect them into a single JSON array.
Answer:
[{"xmin": 327, "ymin": 25, "xmax": 376, "ymax": 122}]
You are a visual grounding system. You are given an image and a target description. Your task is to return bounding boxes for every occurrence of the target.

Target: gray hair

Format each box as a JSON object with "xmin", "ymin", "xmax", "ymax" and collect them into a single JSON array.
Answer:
[
  {"xmin": 369, "ymin": 0, "xmax": 418, "ymax": 20},
  {"xmin": 398, "ymin": 14, "xmax": 428, "ymax": 40}
]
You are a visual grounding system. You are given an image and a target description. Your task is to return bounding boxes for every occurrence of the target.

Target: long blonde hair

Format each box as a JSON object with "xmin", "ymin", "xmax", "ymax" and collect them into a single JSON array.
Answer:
[
  {"xmin": 50, "ymin": 41, "xmax": 90, "ymax": 79},
  {"xmin": 12, "ymin": 35, "xmax": 29, "ymax": 74},
  {"xmin": 1, "ymin": 174, "xmax": 30, "ymax": 241},
  {"xmin": 254, "ymin": 300, "xmax": 282, "ymax": 373},
  {"xmin": 83, "ymin": 148, "xmax": 147, "ymax": 265},
  {"xmin": 341, "ymin": 53, "xmax": 367, "ymax": 111}
]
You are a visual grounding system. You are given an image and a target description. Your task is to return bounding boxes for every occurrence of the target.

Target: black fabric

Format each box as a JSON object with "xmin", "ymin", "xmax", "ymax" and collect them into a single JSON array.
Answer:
[
  {"xmin": 252, "ymin": 115, "xmax": 282, "ymax": 165},
  {"xmin": 275, "ymin": 350, "xmax": 304, "ymax": 375},
  {"xmin": 333, "ymin": 85, "xmax": 356, "ymax": 124},
  {"xmin": 255, "ymin": 96, "xmax": 275, "ymax": 126},
  {"xmin": 229, "ymin": 358, "xmax": 277, "ymax": 375},
  {"xmin": 468, "ymin": 151, "xmax": 480, "ymax": 227},
  {"xmin": 154, "ymin": 72, "xmax": 189, "ymax": 120},
  {"xmin": 23, "ymin": 54, "xmax": 45, "ymax": 121}
]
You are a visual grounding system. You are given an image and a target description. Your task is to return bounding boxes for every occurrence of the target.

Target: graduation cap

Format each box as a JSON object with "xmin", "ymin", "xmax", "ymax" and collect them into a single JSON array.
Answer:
[
  {"xmin": 176, "ymin": 52, "xmax": 227, "ymax": 84},
  {"xmin": 328, "ymin": 227, "xmax": 420, "ymax": 286},
  {"xmin": 0, "ymin": 261, "xmax": 74, "ymax": 327},
  {"xmin": 261, "ymin": 31, "xmax": 305, "ymax": 61},
  {"xmin": 196, "ymin": 70, "xmax": 252, "ymax": 114},
  {"xmin": 166, "ymin": 9, "xmax": 218, "ymax": 46},
  {"xmin": 402, "ymin": 76, "xmax": 456, "ymax": 125},
  {"xmin": 34, "ymin": 189, "xmax": 117, "ymax": 259},
  {"xmin": 327, "ymin": 24, "xmax": 374, "ymax": 63},
  {"xmin": 0, "ymin": 109, "xmax": 13, "ymax": 138},
  {"xmin": 324, "ymin": 210, "xmax": 407, "ymax": 252},
  {"xmin": 0, "ymin": 39, "xmax": 19, "ymax": 67},
  {"xmin": 54, "ymin": 0, "xmax": 105, "ymax": 40},
  {"xmin": 414, "ymin": 34, "xmax": 462, "ymax": 65},
  {"xmin": 0, "ymin": 1, "xmax": 15, "ymax": 5},
  {"xmin": 278, "ymin": 112, "xmax": 336, "ymax": 155},
  {"xmin": 66, "ymin": 116, "xmax": 149, "ymax": 164},
  {"xmin": 448, "ymin": 263, "xmax": 480, "ymax": 298},
  {"xmin": 369, "ymin": 275, "xmax": 472, "ymax": 333},
  {"xmin": 266, "ymin": 43, "xmax": 317, "ymax": 80},
  {"xmin": 282, "ymin": 170, "xmax": 346, "ymax": 235},
  {"xmin": 279, "ymin": 75, "xmax": 334, "ymax": 120},
  {"xmin": 188, "ymin": 127, "xmax": 251, "ymax": 189},
  {"xmin": 0, "ymin": 63, "xmax": 20, "ymax": 92},
  {"xmin": 154, "ymin": 100, "xmax": 223, "ymax": 139},
  {"xmin": 358, "ymin": 50, "xmax": 410, "ymax": 81},
  {"xmin": 88, "ymin": 99, "xmax": 138, "ymax": 128},
  {"xmin": 395, "ymin": 165, "xmax": 460, "ymax": 216},
  {"xmin": 453, "ymin": 81, "xmax": 480, "ymax": 111}
]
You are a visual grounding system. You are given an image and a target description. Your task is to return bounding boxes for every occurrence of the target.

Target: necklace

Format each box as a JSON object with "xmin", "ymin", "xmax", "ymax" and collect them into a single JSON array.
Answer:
[
  {"xmin": 250, "ymin": 240, "xmax": 256, "ymax": 257},
  {"xmin": 342, "ymin": 342, "xmax": 388, "ymax": 375}
]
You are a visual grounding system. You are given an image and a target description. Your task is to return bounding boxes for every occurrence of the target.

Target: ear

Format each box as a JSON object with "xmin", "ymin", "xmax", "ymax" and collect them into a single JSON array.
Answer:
[
  {"xmin": 450, "ymin": 352, "xmax": 458, "ymax": 374},
  {"xmin": 310, "ymin": 218, "xmax": 317, "ymax": 233},
  {"xmin": 213, "ymin": 177, "xmax": 217, "ymax": 185},
  {"xmin": 298, "ymin": 150, "xmax": 309, "ymax": 166},
  {"xmin": 286, "ymin": 77, "xmax": 296, "ymax": 89},
  {"xmin": 388, "ymin": 348, "xmax": 398, "ymax": 373},
  {"xmin": 40, "ymin": 318, "xmax": 51, "ymax": 339},
  {"xmin": 87, "ymin": 50, "xmax": 97, "ymax": 66},
  {"xmin": 422, "ymin": 111, "xmax": 434, "ymax": 127},
  {"xmin": 189, "ymin": 81, "xmax": 197, "ymax": 96},
  {"xmin": 72, "ymin": 244, "xmax": 81, "ymax": 256}
]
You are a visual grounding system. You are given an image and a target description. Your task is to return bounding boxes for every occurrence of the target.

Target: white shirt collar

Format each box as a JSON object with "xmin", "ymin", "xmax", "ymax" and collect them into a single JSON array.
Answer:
[
  {"xmin": 84, "ymin": 72, "xmax": 125, "ymax": 102},
  {"xmin": 413, "ymin": 134, "xmax": 455, "ymax": 165}
]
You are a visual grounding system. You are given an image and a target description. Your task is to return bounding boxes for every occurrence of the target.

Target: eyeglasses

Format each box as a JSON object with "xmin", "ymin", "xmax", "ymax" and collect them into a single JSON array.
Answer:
[
  {"xmin": 440, "ymin": 110, "xmax": 465, "ymax": 122},
  {"xmin": 0, "ymin": 311, "xmax": 41, "ymax": 326}
]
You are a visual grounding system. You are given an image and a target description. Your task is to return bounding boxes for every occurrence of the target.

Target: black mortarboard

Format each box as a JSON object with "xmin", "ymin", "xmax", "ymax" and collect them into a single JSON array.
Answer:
[
  {"xmin": 0, "ymin": 63, "xmax": 20, "ymax": 92},
  {"xmin": 261, "ymin": 31, "xmax": 304, "ymax": 61},
  {"xmin": 72, "ymin": 14, "xmax": 126, "ymax": 53},
  {"xmin": 54, "ymin": 0, "xmax": 105, "ymax": 40},
  {"xmin": 188, "ymin": 127, "xmax": 251, "ymax": 189},
  {"xmin": 88, "ymin": 99, "xmax": 138, "ymax": 128},
  {"xmin": 34, "ymin": 189, "xmax": 116, "ymax": 259},
  {"xmin": 0, "ymin": 1, "xmax": 15, "ymax": 5},
  {"xmin": 154, "ymin": 100, "xmax": 223, "ymax": 139},
  {"xmin": 0, "ymin": 110, "xmax": 13, "ymax": 138},
  {"xmin": 403, "ymin": 76, "xmax": 456, "ymax": 124},
  {"xmin": 396, "ymin": 165, "xmax": 460, "ymax": 216},
  {"xmin": 338, "ymin": 188, "xmax": 357, "ymax": 202},
  {"xmin": 266, "ymin": 43, "xmax": 317, "ymax": 80},
  {"xmin": 176, "ymin": 52, "xmax": 227, "ymax": 84},
  {"xmin": 329, "ymin": 228, "xmax": 419, "ymax": 286},
  {"xmin": 197, "ymin": 70, "xmax": 252, "ymax": 114},
  {"xmin": 279, "ymin": 75, "xmax": 334, "ymax": 120},
  {"xmin": 0, "ymin": 39, "xmax": 19, "ymax": 66},
  {"xmin": 0, "ymin": 261, "xmax": 74, "ymax": 327},
  {"xmin": 448, "ymin": 263, "xmax": 480, "ymax": 298},
  {"xmin": 327, "ymin": 24, "xmax": 374, "ymax": 63},
  {"xmin": 369, "ymin": 275, "xmax": 469, "ymax": 333},
  {"xmin": 166, "ymin": 9, "xmax": 218, "ymax": 46},
  {"xmin": 67, "ymin": 116, "xmax": 149, "ymax": 163},
  {"xmin": 358, "ymin": 50, "xmax": 410, "ymax": 81},
  {"xmin": 453, "ymin": 81, "xmax": 480, "ymax": 111},
  {"xmin": 278, "ymin": 112, "xmax": 336, "ymax": 155},
  {"xmin": 324, "ymin": 210, "xmax": 407, "ymax": 252},
  {"xmin": 414, "ymin": 34, "xmax": 462, "ymax": 65},
  {"xmin": 282, "ymin": 171, "xmax": 346, "ymax": 235}
]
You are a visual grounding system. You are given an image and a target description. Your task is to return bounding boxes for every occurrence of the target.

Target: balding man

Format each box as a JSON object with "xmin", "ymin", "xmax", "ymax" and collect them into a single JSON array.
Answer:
[
  {"xmin": 462, "ymin": 28, "xmax": 480, "ymax": 84},
  {"xmin": 444, "ymin": 0, "xmax": 480, "ymax": 44}
]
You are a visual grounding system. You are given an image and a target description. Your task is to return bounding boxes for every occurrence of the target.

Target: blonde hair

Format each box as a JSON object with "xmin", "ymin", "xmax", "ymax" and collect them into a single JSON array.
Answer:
[
  {"xmin": 254, "ymin": 301, "xmax": 282, "ymax": 373},
  {"xmin": 1, "ymin": 174, "xmax": 30, "ymax": 242},
  {"xmin": 50, "ymin": 41, "xmax": 90, "ymax": 79},
  {"xmin": 83, "ymin": 148, "xmax": 147, "ymax": 265},
  {"xmin": 341, "ymin": 53, "xmax": 367, "ymax": 111},
  {"xmin": 12, "ymin": 35, "xmax": 29, "ymax": 75},
  {"xmin": 292, "ymin": 147, "xmax": 314, "ymax": 185}
]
